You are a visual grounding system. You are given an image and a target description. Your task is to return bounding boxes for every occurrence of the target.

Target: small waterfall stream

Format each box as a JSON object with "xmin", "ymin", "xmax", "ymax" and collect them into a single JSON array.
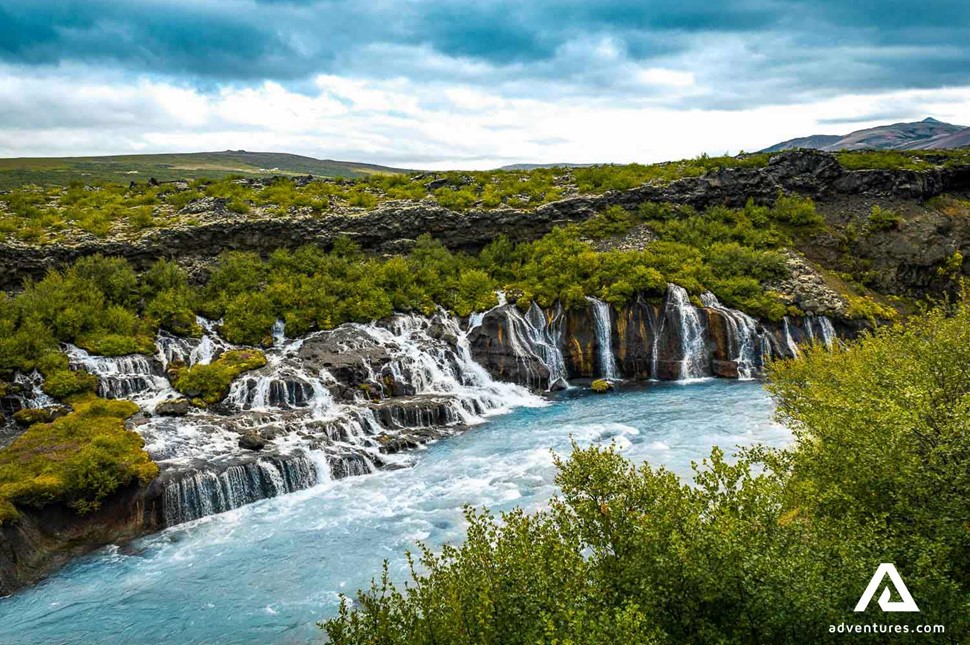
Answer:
[
  {"xmin": 664, "ymin": 284, "xmax": 709, "ymax": 379},
  {"xmin": 700, "ymin": 293, "xmax": 771, "ymax": 379},
  {"xmin": 65, "ymin": 345, "xmax": 171, "ymax": 401},
  {"xmin": 500, "ymin": 303, "xmax": 569, "ymax": 390},
  {"xmin": 587, "ymin": 297, "xmax": 620, "ymax": 380}
]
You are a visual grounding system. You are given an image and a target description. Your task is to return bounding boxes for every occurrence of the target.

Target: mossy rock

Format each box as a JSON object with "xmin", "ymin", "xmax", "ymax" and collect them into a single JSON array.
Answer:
[
  {"xmin": 0, "ymin": 395, "xmax": 157, "ymax": 524},
  {"xmin": 591, "ymin": 379, "xmax": 615, "ymax": 394},
  {"xmin": 12, "ymin": 406, "xmax": 71, "ymax": 427},
  {"xmin": 172, "ymin": 349, "xmax": 268, "ymax": 405}
]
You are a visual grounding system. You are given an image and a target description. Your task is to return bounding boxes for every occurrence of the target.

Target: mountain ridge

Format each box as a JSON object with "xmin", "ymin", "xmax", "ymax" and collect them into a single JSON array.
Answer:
[{"xmin": 762, "ymin": 117, "xmax": 970, "ymax": 153}]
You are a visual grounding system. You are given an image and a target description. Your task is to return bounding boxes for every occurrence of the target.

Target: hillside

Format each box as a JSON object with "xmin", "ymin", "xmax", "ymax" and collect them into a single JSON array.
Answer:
[
  {"xmin": 0, "ymin": 151, "xmax": 408, "ymax": 190},
  {"xmin": 762, "ymin": 117, "xmax": 970, "ymax": 152}
]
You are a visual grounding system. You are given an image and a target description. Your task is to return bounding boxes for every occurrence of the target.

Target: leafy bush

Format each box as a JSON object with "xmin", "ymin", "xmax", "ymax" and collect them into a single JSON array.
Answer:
[
  {"xmin": 40, "ymin": 368, "xmax": 98, "ymax": 399},
  {"xmin": 867, "ymin": 205, "xmax": 903, "ymax": 231},
  {"xmin": 0, "ymin": 395, "xmax": 157, "ymax": 522},
  {"xmin": 323, "ymin": 302, "xmax": 970, "ymax": 643},
  {"xmin": 171, "ymin": 349, "xmax": 267, "ymax": 405}
]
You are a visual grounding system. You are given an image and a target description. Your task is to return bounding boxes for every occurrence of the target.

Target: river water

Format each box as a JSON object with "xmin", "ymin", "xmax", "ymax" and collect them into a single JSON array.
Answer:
[{"xmin": 0, "ymin": 380, "xmax": 787, "ymax": 644}]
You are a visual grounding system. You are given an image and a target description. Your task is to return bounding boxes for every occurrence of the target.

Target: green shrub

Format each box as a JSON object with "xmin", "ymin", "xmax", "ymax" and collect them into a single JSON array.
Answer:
[
  {"xmin": 172, "ymin": 349, "xmax": 267, "ymax": 405},
  {"xmin": 867, "ymin": 205, "xmax": 903, "ymax": 231},
  {"xmin": 41, "ymin": 368, "xmax": 98, "ymax": 399},
  {"xmin": 590, "ymin": 378, "xmax": 612, "ymax": 393}
]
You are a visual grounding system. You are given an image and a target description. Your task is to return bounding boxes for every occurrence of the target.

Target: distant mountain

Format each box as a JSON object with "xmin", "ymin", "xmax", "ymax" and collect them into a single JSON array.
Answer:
[
  {"xmin": 761, "ymin": 117, "xmax": 970, "ymax": 153},
  {"xmin": 0, "ymin": 150, "xmax": 409, "ymax": 189}
]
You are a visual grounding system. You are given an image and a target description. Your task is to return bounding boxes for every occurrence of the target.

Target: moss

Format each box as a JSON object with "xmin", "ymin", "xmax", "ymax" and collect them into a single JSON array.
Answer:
[
  {"xmin": 0, "ymin": 395, "xmax": 157, "ymax": 523},
  {"xmin": 12, "ymin": 407, "xmax": 61, "ymax": 426},
  {"xmin": 591, "ymin": 379, "xmax": 613, "ymax": 393},
  {"xmin": 845, "ymin": 294, "xmax": 898, "ymax": 323},
  {"xmin": 171, "ymin": 349, "xmax": 267, "ymax": 405},
  {"xmin": 41, "ymin": 368, "xmax": 98, "ymax": 399}
]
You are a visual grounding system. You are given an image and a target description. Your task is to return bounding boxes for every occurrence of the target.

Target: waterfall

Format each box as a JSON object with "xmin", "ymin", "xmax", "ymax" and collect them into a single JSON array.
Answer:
[
  {"xmin": 699, "ymin": 293, "xmax": 770, "ymax": 380},
  {"xmin": 586, "ymin": 297, "xmax": 620, "ymax": 380},
  {"xmin": 12, "ymin": 371, "xmax": 57, "ymax": 409},
  {"xmin": 803, "ymin": 315, "xmax": 837, "ymax": 349},
  {"xmin": 162, "ymin": 454, "xmax": 318, "ymax": 526},
  {"xmin": 155, "ymin": 317, "xmax": 230, "ymax": 368},
  {"xmin": 65, "ymin": 345, "xmax": 170, "ymax": 401},
  {"xmin": 272, "ymin": 319, "xmax": 286, "ymax": 347},
  {"xmin": 499, "ymin": 303, "xmax": 569, "ymax": 390},
  {"xmin": 524, "ymin": 303, "xmax": 569, "ymax": 388},
  {"xmin": 74, "ymin": 308, "xmax": 546, "ymax": 528},
  {"xmin": 781, "ymin": 317, "xmax": 801, "ymax": 358},
  {"xmin": 663, "ymin": 284, "xmax": 709, "ymax": 379}
]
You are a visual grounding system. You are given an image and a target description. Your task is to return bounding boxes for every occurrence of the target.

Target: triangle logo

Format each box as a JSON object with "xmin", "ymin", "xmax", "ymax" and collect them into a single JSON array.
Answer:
[{"xmin": 854, "ymin": 563, "xmax": 920, "ymax": 613}]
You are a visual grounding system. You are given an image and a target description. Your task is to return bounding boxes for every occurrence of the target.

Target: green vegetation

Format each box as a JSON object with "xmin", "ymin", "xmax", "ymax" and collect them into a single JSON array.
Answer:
[
  {"xmin": 837, "ymin": 148, "xmax": 970, "ymax": 172},
  {"xmin": 867, "ymin": 205, "xmax": 903, "ymax": 231},
  {"xmin": 171, "ymin": 349, "xmax": 267, "ymax": 405},
  {"xmin": 590, "ymin": 379, "xmax": 612, "ymax": 393},
  {"xmin": 0, "ymin": 195, "xmax": 833, "ymax": 371},
  {"xmin": 322, "ymin": 301, "xmax": 970, "ymax": 643},
  {"xmin": 1, "ymin": 149, "xmax": 967, "ymax": 244},
  {"xmin": 0, "ymin": 151, "xmax": 405, "ymax": 191},
  {"xmin": 0, "ymin": 153, "xmax": 806, "ymax": 244},
  {"xmin": 0, "ymin": 395, "xmax": 157, "ymax": 524}
]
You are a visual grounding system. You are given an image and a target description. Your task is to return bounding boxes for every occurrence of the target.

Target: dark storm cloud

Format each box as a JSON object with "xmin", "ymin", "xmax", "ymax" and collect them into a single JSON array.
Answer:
[{"xmin": 0, "ymin": 0, "xmax": 968, "ymax": 106}]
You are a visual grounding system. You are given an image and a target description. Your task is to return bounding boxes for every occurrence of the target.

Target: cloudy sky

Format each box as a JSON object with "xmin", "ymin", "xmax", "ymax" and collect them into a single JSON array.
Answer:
[{"xmin": 1, "ymin": 0, "xmax": 969, "ymax": 168}]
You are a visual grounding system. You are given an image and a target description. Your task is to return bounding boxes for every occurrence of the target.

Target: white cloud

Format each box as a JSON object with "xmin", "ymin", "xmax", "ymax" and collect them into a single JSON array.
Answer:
[{"xmin": 0, "ymin": 66, "xmax": 968, "ymax": 168}]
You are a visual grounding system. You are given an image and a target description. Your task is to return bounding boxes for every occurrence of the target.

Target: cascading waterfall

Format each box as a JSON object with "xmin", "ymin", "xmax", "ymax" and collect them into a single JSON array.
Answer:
[
  {"xmin": 12, "ymin": 371, "xmax": 57, "ymax": 409},
  {"xmin": 45, "ymin": 294, "xmax": 839, "ymax": 530},
  {"xmin": 150, "ymin": 311, "xmax": 545, "ymax": 528},
  {"xmin": 162, "ymin": 454, "xmax": 318, "ymax": 525},
  {"xmin": 663, "ymin": 284, "xmax": 709, "ymax": 379},
  {"xmin": 699, "ymin": 293, "xmax": 771, "ymax": 379},
  {"xmin": 65, "ymin": 344, "xmax": 171, "ymax": 401},
  {"xmin": 500, "ymin": 303, "xmax": 569, "ymax": 390},
  {"xmin": 586, "ymin": 297, "xmax": 620, "ymax": 380}
]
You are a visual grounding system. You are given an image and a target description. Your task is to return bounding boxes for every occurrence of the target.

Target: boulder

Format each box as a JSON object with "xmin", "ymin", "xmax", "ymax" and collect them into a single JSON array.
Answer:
[
  {"xmin": 238, "ymin": 431, "xmax": 267, "ymax": 451},
  {"xmin": 155, "ymin": 399, "xmax": 191, "ymax": 417},
  {"xmin": 12, "ymin": 406, "xmax": 71, "ymax": 427}
]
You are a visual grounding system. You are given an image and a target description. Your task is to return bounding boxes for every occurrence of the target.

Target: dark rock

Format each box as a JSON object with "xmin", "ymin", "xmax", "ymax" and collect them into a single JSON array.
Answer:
[
  {"xmin": 155, "ymin": 399, "xmax": 190, "ymax": 417},
  {"xmin": 238, "ymin": 431, "xmax": 267, "ymax": 451},
  {"xmin": 468, "ymin": 306, "xmax": 550, "ymax": 390}
]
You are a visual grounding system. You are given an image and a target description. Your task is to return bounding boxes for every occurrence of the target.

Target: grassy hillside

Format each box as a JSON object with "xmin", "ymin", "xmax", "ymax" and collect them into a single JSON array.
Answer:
[{"xmin": 0, "ymin": 151, "xmax": 409, "ymax": 189}]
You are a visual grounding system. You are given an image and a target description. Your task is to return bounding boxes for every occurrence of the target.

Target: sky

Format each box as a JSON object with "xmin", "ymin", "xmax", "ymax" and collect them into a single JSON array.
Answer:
[{"xmin": 1, "ymin": 0, "xmax": 969, "ymax": 169}]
